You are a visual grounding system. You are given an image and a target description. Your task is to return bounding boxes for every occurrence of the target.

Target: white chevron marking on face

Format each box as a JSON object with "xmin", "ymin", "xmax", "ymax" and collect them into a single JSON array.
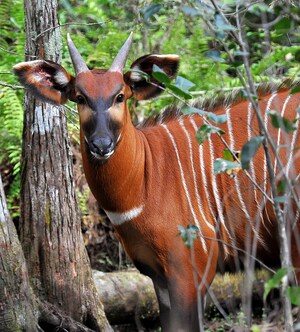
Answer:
[{"xmin": 104, "ymin": 205, "xmax": 144, "ymax": 226}]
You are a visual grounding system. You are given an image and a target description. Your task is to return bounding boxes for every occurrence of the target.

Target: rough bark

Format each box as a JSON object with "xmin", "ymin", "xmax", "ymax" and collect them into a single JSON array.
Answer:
[
  {"xmin": 0, "ymin": 175, "xmax": 38, "ymax": 331},
  {"xmin": 20, "ymin": 0, "xmax": 111, "ymax": 330}
]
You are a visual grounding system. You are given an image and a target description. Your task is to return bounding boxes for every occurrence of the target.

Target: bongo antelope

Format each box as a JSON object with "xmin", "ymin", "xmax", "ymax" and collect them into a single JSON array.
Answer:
[{"xmin": 14, "ymin": 33, "xmax": 300, "ymax": 331}]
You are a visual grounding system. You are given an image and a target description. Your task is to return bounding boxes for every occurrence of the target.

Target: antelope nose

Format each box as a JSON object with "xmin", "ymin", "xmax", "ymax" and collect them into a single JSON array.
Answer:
[{"xmin": 90, "ymin": 137, "xmax": 114, "ymax": 157}]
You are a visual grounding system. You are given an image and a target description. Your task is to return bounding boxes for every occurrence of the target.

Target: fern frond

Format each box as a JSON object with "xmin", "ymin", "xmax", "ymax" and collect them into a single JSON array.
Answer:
[{"xmin": 0, "ymin": 86, "xmax": 23, "ymax": 173}]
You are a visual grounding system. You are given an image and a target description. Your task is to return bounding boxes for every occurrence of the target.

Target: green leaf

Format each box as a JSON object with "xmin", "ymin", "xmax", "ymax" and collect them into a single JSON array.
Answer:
[
  {"xmin": 248, "ymin": 3, "xmax": 272, "ymax": 15},
  {"xmin": 223, "ymin": 149, "xmax": 240, "ymax": 166},
  {"xmin": 274, "ymin": 196, "xmax": 288, "ymax": 203},
  {"xmin": 181, "ymin": 6, "xmax": 200, "ymax": 17},
  {"xmin": 240, "ymin": 89, "xmax": 258, "ymax": 100},
  {"xmin": 241, "ymin": 136, "xmax": 264, "ymax": 170},
  {"xmin": 174, "ymin": 76, "xmax": 195, "ymax": 92},
  {"xmin": 167, "ymin": 84, "xmax": 193, "ymax": 99},
  {"xmin": 8, "ymin": 151, "xmax": 20, "ymax": 158},
  {"xmin": 274, "ymin": 17, "xmax": 291, "ymax": 34},
  {"xmin": 205, "ymin": 50, "xmax": 225, "ymax": 63},
  {"xmin": 150, "ymin": 67, "xmax": 197, "ymax": 101},
  {"xmin": 264, "ymin": 268, "xmax": 288, "ymax": 301},
  {"xmin": 223, "ymin": 149, "xmax": 233, "ymax": 161},
  {"xmin": 287, "ymin": 287, "xmax": 300, "ymax": 306},
  {"xmin": 277, "ymin": 180, "xmax": 287, "ymax": 194},
  {"xmin": 152, "ymin": 64, "xmax": 171, "ymax": 84},
  {"xmin": 251, "ymin": 325, "xmax": 260, "ymax": 332},
  {"xmin": 164, "ymin": 76, "xmax": 195, "ymax": 100},
  {"xmin": 142, "ymin": 4, "xmax": 162, "ymax": 21},
  {"xmin": 290, "ymin": 86, "xmax": 300, "ymax": 95},
  {"xmin": 268, "ymin": 110, "xmax": 298, "ymax": 133},
  {"xmin": 182, "ymin": 106, "xmax": 207, "ymax": 117},
  {"xmin": 196, "ymin": 124, "xmax": 225, "ymax": 144},
  {"xmin": 207, "ymin": 112, "xmax": 227, "ymax": 124},
  {"xmin": 181, "ymin": 108, "xmax": 227, "ymax": 124},
  {"xmin": 215, "ymin": 14, "xmax": 236, "ymax": 32},
  {"xmin": 177, "ymin": 224, "xmax": 199, "ymax": 249},
  {"xmin": 295, "ymin": 50, "xmax": 300, "ymax": 62},
  {"xmin": 213, "ymin": 158, "xmax": 241, "ymax": 175}
]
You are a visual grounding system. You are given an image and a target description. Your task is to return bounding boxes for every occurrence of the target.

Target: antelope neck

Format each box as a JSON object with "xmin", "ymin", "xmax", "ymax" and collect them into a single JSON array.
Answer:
[{"xmin": 81, "ymin": 120, "xmax": 147, "ymax": 214}]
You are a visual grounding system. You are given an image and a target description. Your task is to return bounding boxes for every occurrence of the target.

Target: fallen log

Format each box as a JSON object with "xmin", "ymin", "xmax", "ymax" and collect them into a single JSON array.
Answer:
[
  {"xmin": 93, "ymin": 269, "xmax": 159, "ymax": 327},
  {"xmin": 93, "ymin": 269, "xmax": 269, "ymax": 327}
]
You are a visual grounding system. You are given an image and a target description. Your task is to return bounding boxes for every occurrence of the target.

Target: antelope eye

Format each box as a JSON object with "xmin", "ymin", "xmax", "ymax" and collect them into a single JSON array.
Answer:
[
  {"xmin": 76, "ymin": 95, "xmax": 85, "ymax": 104},
  {"xmin": 116, "ymin": 93, "xmax": 124, "ymax": 103}
]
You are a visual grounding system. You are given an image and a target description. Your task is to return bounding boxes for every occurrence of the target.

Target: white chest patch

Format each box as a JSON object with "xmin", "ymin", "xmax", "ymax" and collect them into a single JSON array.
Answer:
[{"xmin": 104, "ymin": 205, "xmax": 144, "ymax": 226}]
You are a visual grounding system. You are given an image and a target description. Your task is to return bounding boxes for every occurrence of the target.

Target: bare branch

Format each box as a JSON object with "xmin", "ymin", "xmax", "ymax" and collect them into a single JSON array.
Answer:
[
  {"xmin": 0, "ymin": 81, "xmax": 24, "ymax": 90},
  {"xmin": 0, "ymin": 46, "xmax": 18, "ymax": 55},
  {"xmin": 34, "ymin": 21, "xmax": 105, "ymax": 41}
]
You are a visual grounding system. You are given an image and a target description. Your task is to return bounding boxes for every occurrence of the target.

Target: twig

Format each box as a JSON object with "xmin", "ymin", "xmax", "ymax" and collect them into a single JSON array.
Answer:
[
  {"xmin": 245, "ymin": 14, "xmax": 283, "ymax": 29},
  {"xmin": 0, "ymin": 46, "xmax": 18, "ymax": 55},
  {"xmin": 34, "ymin": 21, "xmax": 106, "ymax": 41},
  {"xmin": 0, "ymin": 81, "xmax": 24, "ymax": 90},
  {"xmin": 63, "ymin": 104, "xmax": 78, "ymax": 116}
]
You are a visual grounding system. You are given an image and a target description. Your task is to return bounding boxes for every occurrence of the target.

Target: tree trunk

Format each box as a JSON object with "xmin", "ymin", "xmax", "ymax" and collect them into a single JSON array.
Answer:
[
  {"xmin": 20, "ymin": 1, "xmax": 111, "ymax": 330},
  {"xmin": 0, "ymin": 175, "xmax": 38, "ymax": 331}
]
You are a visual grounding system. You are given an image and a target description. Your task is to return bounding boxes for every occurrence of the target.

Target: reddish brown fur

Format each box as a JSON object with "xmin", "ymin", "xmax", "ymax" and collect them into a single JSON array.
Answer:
[{"xmin": 14, "ymin": 48, "xmax": 300, "ymax": 331}]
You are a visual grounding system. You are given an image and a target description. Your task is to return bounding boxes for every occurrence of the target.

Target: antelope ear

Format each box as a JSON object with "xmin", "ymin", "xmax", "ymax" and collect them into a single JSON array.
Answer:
[
  {"xmin": 13, "ymin": 60, "xmax": 76, "ymax": 105},
  {"xmin": 124, "ymin": 54, "xmax": 179, "ymax": 100}
]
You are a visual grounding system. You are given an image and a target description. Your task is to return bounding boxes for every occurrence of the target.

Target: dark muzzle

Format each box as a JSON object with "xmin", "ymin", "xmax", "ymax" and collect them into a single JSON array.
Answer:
[{"xmin": 89, "ymin": 136, "xmax": 115, "ymax": 160}]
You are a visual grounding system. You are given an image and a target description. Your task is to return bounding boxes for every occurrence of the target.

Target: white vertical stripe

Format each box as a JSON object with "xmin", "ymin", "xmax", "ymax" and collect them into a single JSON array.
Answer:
[
  {"xmin": 286, "ymin": 105, "xmax": 300, "ymax": 174},
  {"xmin": 284, "ymin": 102, "xmax": 299, "ymax": 231},
  {"xmin": 180, "ymin": 118, "xmax": 215, "ymax": 233},
  {"xmin": 161, "ymin": 123, "xmax": 208, "ymax": 252},
  {"xmin": 274, "ymin": 94, "xmax": 292, "ymax": 172},
  {"xmin": 190, "ymin": 119, "xmax": 222, "ymax": 230},
  {"xmin": 226, "ymin": 107, "xmax": 265, "ymax": 246},
  {"xmin": 247, "ymin": 102, "xmax": 266, "ymax": 228},
  {"xmin": 264, "ymin": 93, "xmax": 278, "ymax": 195},
  {"xmin": 190, "ymin": 117, "xmax": 232, "ymax": 256},
  {"xmin": 293, "ymin": 209, "xmax": 300, "ymax": 230},
  {"xmin": 207, "ymin": 137, "xmax": 232, "ymax": 256}
]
